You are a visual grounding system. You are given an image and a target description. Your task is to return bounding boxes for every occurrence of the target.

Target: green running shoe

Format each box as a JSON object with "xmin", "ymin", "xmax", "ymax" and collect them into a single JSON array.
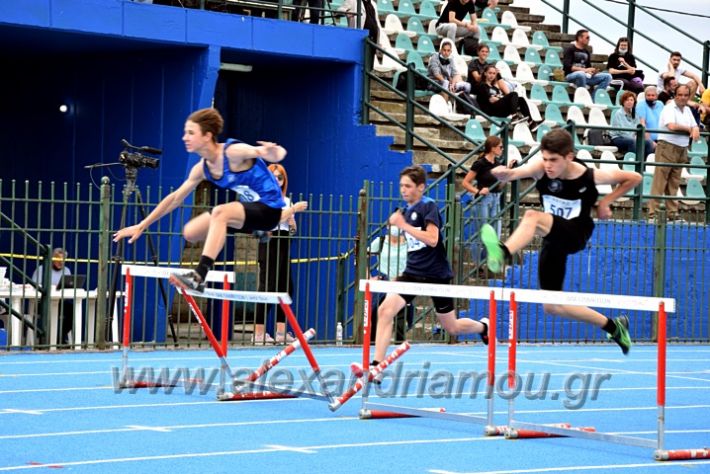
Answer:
[
  {"xmin": 607, "ymin": 315, "xmax": 632, "ymax": 355},
  {"xmin": 481, "ymin": 224, "xmax": 504, "ymax": 273}
]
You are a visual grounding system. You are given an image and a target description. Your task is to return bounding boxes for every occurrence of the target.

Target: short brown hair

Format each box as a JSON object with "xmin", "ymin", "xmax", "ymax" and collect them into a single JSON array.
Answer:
[
  {"xmin": 187, "ymin": 108, "xmax": 224, "ymax": 143},
  {"xmin": 540, "ymin": 128, "xmax": 574, "ymax": 156},
  {"xmin": 400, "ymin": 165, "xmax": 427, "ymax": 186}
]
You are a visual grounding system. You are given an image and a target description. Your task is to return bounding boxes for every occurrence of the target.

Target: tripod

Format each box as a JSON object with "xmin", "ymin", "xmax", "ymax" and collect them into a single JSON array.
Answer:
[{"xmin": 106, "ymin": 166, "xmax": 178, "ymax": 345}]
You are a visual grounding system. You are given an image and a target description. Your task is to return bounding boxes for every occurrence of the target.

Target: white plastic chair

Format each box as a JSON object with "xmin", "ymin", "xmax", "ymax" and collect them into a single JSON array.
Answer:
[
  {"xmin": 574, "ymin": 87, "xmax": 606, "ymax": 110},
  {"xmin": 513, "ymin": 61, "xmax": 541, "ymax": 85},
  {"xmin": 495, "ymin": 60, "xmax": 515, "ymax": 82},
  {"xmin": 566, "ymin": 105, "xmax": 587, "ymax": 126},
  {"xmin": 587, "ymin": 107, "xmax": 609, "ymax": 127},
  {"xmin": 524, "ymin": 96, "xmax": 543, "ymax": 121},
  {"xmin": 513, "ymin": 122, "xmax": 538, "ymax": 146},
  {"xmin": 383, "ymin": 14, "xmax": 415, "ymax": 39},
  {"xmin": 510, "ymin": 28, "xmax": 536, "ymax": 50},
  {"xmin": 428, "ymin": 94, "xmax": 470, "ymax": 121},
  {"xmin": 374, "ymin": 47, "xmax": 407, "ymax": 73},
  {"xmin": 501, "ymin": 10, "xmax": 531, "ymax": 32},
  {"xmin": 490, "ymin": 26, "xmax": 510, "ymax": 46},
  {"xmin": 576, "ymin": 149, "xmax": 594, "ymax": 164},
  {"xmin": 503, "ymin": 44, "xmax": 522, "ymax": 64},
  {"xmin": 506, "ymin": 144, "xmax": 523, "ymax": 167},
  {"xmin": 378, "ymin": 31, "xmax": 405, "ymax": 58}
]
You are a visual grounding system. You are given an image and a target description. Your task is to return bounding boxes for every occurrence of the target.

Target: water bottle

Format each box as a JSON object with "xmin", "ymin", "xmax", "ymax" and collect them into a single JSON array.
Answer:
[{"xmin": 336, "ymin": 322, "xmax": 343, "ymax": 346}]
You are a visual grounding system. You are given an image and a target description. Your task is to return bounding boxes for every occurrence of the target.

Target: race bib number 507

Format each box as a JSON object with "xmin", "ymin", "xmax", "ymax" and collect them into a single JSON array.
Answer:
[{"xmin": 542, "ymin": 195, "xmax": 581, "ymax": 219}]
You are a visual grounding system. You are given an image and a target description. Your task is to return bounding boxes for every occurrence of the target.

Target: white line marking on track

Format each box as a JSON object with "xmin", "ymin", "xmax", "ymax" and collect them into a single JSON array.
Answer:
[
  {"xmin": 0, "ymin": 436, "xmax": 495, "ymax": 470},
  {"xmin": 264, "ymin": 444, "xmax": 318, "ymax": 454},
  {"xmin": 0, "ymin": 409, "xmax": 43, "ymax": 415},
  {"xmin": 429, "ymin": 459, "xmax": 710, "ymax": 473},
  {"xmin": 0, "ymin": 417, "xmax": 353, "ymax": 440},
  {"xmin": 124, "ymin": 425, "xmax": 173, "ymax": 433}
]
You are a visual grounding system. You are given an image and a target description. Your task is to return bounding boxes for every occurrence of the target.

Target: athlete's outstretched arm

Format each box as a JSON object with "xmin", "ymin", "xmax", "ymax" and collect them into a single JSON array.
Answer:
[
  {"xmin": 225, "ymin": 141, "xmax": 287, "ymax": 164},
  {"xmin": 594, "ymin": 168, "xmax": 642, "ymax": 219}
]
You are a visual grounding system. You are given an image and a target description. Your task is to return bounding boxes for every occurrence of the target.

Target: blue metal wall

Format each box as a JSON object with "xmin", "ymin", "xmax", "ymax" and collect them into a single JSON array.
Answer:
[{"xmin": 1, "ymin": 0, "xmax": 411, "ymax": 342}]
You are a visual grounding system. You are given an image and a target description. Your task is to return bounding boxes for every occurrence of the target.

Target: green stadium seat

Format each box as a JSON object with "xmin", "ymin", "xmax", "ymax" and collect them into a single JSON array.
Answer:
[
  {"xmin": 464, "ymin": 118, "xmax": 487, "ymax": 143},
  {"xmin": 544, "ymin": 49, "xmax": 563, "ymax": 68},
  {"xmin": 531, "ymin": 31, "xmax": 563, "ymax": 53}
]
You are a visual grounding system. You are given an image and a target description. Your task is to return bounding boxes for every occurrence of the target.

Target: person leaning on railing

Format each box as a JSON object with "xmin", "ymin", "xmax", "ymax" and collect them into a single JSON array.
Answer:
[{"xmin": 647, "ymin": 84, "xmax": 700, "ymax": 222}]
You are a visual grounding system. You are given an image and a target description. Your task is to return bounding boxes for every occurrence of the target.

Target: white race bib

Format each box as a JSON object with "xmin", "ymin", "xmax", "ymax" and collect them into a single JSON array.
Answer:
[
  {"xmin": 405, "ymin": 232, "xmax": 426, "ymax": 252},
  {"xmin": 234, "ymin": 185, "xmax": 262, "ymax": 203},
  {"xmin": 542, "ymin": 195, "xmax": 581, "ymax": 220}
]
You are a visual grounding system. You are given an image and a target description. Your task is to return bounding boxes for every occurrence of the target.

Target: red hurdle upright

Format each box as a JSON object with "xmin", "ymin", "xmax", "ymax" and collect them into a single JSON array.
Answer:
[{"xmin": 654, "ymin": 301, "xmax": 710, "ymax": 461}]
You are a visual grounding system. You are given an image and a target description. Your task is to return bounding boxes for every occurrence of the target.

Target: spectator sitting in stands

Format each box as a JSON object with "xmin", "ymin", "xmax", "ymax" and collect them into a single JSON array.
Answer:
[
  {"xmin": 658, "ymin": 51, "xmax": 705, "ymax": 100},
  {"xmin": 427, "ymin": 39, "xmax": 472, "ymax": 110},
  {"xmin": 658, "ymin": 76, "xmax": 678, "ymax": 104},
  {"xmin": 468, "ymin": 43, "xmax": 516, "ymax": 93},
  {"xmin": 468, "ymin": 43, "xmax": 493, "ymax": 87},
  {"xmin": 475, "ymin": 64, "xmax": 540, "ymax": 129},
  {"xmin": 606, "ymin": 37, "xmax": 645, "ymax": 94},
  {"xmin": 563, "ymin": 29, "xmax": 612, "ymax": 94},
  {"xmin": 435, "ymin": 0, "xmax": 480, "ymax": 43},
  {"xmin": 609, "ymin": 91, "xmax": 655, "ymax": 158},
  {"xmin": 636, "ymin": 85, "xmax": 664, "ymax": 152}
]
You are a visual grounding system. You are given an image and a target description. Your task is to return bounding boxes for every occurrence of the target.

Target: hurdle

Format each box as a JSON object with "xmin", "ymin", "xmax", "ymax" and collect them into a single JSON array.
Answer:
[
  {"xmin": 119, "ymin": 265, "xmax": 333, "ymax": 404},
  {"xmin": 333, "ymin": 279, "xmax": 498, "ymax": 428},
  {"xmin": 495, "ymin": 287, "xmax": 707, "ymax": 461}
]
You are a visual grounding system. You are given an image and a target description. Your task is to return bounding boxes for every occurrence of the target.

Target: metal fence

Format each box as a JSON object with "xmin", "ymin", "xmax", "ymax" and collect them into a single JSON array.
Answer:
[{"xmin": 1, "ymin": 175, "xmax": 709, "ymax": 351}]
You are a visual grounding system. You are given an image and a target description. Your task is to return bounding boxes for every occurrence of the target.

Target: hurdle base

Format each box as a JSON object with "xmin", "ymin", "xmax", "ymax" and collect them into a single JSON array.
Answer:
[
  {"xmin": 217, "ymin": 391, "xmax": 297, "ymax": 402},
  {"xmin": 360, "ymin": 409, "xmax": 418, "ymax": 419},
  {"xmin": 506, "ymin": 423, "xmax": 596, "ymax": 439},
  {"xmin": 654, "ymin": 448, "xmax": 710, "ymax": 461},
  {"xmin": 484, "ymin": 425, "xmax": 507, "ymax": 437}
]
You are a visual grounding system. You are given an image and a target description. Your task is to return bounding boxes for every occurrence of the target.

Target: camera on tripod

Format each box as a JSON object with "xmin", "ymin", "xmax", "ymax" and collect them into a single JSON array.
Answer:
[{"xmin": 119, "ymin": 139, "xmax": 162, "ymax": 169}]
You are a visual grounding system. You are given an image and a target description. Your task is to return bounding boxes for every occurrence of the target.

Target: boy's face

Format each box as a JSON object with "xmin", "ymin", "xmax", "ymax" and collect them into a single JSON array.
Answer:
[
  {"xmin": 541, "ymin": 150, "xmax": 573, "ymax": 179},
  {"xmin": 183, "ymin": 120, "xmax": 211, "ymax": 153},
  {"xmin": 400, "ymin": 175, "xmax": 424, "ymax": 204}
]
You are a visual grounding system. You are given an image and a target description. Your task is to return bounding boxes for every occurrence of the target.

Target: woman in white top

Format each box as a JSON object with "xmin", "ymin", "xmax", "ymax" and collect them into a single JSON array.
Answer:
[{"xmin": 253, "ymin": 164, "xmax": 298, "ymax": 344}]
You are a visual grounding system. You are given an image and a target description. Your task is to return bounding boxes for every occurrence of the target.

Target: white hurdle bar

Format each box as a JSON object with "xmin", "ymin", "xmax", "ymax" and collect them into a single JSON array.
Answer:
[
  {"xmin": 355, "ymin": 280, "xmax": 497, "ymax": 427},
  {"xmin": 118, "ymin": 265, "xmax": 314, "ymax": 401}
]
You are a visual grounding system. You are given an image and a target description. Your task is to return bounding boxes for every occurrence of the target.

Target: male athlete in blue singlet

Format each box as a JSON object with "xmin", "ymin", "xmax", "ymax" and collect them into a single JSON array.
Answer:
[
  {"xmin": 480, "ymin": 128, "xmax": 641, "ymax": 354},
  {"xmin": 113, "ymin": 108, "xmax": 307, "ymax": 292}
]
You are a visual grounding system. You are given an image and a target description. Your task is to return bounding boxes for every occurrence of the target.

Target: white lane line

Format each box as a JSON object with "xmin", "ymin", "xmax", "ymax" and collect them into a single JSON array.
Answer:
[
  {"xmin": 0, "ymin": 398, "xmax": 303, "ymax": 416},
  {"xmin": 429, "ymin": 459, "xmax": 710, "ymax": 474},
  {"xmin": 0, "ymin": 436, "xmax": 494, "ymax": 471},
  {"xmin": 264, "ymin": 444, "xmax": 317, "ymax": 454},
  {"xmin": 3, "ymin": 382, "xmax": 710, "ymax": 398},
  {"xmin": 124, "ymin": 425, "xmax": 173, "ymax": 433},
  {"xmin": 0, "ymin": 386, "xmax": 114, "ymax": 395},
  {"xmin": 0, "ymin": 417, "xmax": 707, "ymax": 442},
  {"xmin": 0, "ymin": 417, "xmax": 353, "ymax": 440},
  {"xmin": 0, "ymin": 409, "xmax": 43, "ymax": 415}
]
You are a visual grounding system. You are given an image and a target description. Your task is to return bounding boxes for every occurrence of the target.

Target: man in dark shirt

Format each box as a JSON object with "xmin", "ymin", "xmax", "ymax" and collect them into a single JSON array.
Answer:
[
  {"xmin": 658, "ymin": 76, "xmax": 678, "ymax": 104},
  {"xmin": 435, "ymin": 0, "xmax": 479, "ymax": 42},
  {"xmin": 563, "ymin": 29, "xmax": 612, "ymax": 94}
]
